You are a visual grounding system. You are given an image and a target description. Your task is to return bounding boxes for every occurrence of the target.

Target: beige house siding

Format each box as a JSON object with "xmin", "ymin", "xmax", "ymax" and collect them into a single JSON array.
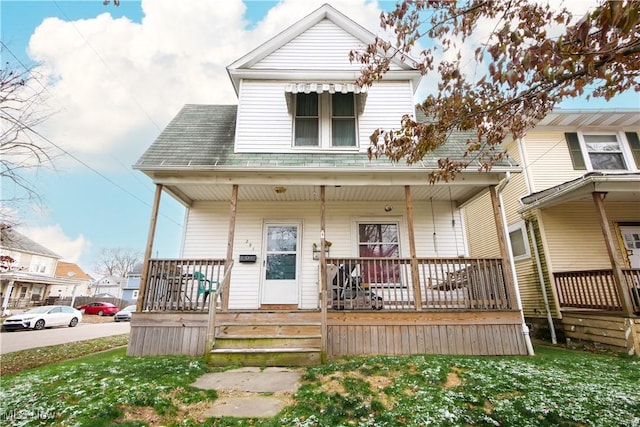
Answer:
[
  {"xmin": 540, "ymin": 200, "xmax": 640, "ymax": 272},
  {"xmin": 522, "ymin": 130, "xmax": 585, "ymax": 193},
  {"xmin": 517, "ymin": 218, "xmax": 560, "ymax": 318},
  {"xmin": 463, "ymin": 193, "xmax": 499, "ymax": 258}
]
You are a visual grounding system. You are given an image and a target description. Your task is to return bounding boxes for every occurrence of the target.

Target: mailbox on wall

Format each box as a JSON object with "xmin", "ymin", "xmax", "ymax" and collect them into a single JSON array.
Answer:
[{"xmin": 239, "ymin": 254, "xmax": 257, "ymax": 263}]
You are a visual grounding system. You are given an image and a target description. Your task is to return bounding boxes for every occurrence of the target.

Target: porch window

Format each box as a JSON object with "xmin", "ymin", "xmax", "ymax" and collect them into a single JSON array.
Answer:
[
  {"xmin": 293, "ymin": 92, "xmax": 357, "ymax": 148},
  {"xmin": 358, "ymin": 223, "xmax": 400, "ymax": 283},
  {"xmin": 565, "ymin": 132, "xmax": 640, "ymax": 172},
  {"xmin": 508, "ymin": 222, "xmax": 530, "ymax": 261}
]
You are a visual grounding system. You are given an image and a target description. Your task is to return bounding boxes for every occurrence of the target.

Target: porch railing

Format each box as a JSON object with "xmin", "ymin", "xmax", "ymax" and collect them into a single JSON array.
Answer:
[
  {"xmin": 140, "ymin": 259, "xmax": 226, "ymax": 312},
  {"xmin": 554, "ymin": 269, "xmax": 640, "ymax": 313},
  {"xmin": 325, "ymin": 257, "xmax": 511, "ymax": 311}
]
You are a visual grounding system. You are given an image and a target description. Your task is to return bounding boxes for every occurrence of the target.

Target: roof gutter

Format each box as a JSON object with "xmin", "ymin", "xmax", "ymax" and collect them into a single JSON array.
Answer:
[
  {"xmin": 496, "ymin": 171, "xmax": 535, "ymax": 356},
  {"xmin": 519, "ymin": 173, "xmax": 640, "ymax": 213}
]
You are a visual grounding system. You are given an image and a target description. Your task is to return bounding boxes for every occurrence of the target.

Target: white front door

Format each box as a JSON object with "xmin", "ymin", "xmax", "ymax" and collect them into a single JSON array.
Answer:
[
  {"xmin": 620, "ymin": 225, "xmax": 640, "ymax": 268},
  {"xmin": 261, "ymin": 223, "xmax": 300, "ymax": 305}
]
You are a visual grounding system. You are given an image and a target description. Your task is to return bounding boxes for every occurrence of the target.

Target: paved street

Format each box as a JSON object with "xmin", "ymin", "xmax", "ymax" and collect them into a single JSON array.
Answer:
[{"xmin": 0, "ymin": 321, "xmax": 130, "ymax": 354}]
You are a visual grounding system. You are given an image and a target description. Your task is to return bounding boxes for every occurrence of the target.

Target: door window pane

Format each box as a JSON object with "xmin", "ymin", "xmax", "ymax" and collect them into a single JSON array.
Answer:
[
  {"xmin": 266, "ymin": 226, "xmax": 297, "ymax": 281},
  {"xmin": 266, "ymin": 254, "xmax": 296, "ymax": 280}
]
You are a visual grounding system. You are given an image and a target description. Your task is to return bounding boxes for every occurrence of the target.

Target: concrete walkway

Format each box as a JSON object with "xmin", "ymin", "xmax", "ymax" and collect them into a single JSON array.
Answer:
[{"xmin": 191, "ymin": 367, "xmax": 303, "ymax": 418}]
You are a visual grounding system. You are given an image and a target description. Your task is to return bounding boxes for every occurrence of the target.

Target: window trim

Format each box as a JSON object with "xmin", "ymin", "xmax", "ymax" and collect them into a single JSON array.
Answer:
[
  {"xmin": 354, "ymin": 220, "xmax": 401, "ymax": 258},
  {"xmin": 574, "ymin": 131, "xmax": 638, "ymax": 172},
  {"xmin": 508, "ymin": 221, "xmax": 531, "ymax": 261},
  {"xmin": 292, "ymin": 92, "xmax": 359, "ymax": 150}
]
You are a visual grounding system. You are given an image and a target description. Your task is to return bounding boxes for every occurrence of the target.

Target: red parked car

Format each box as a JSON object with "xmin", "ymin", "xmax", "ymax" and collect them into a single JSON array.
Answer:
[{"xmin": 76, "ymin": 302, "xmax": 119, "ymax": 316}]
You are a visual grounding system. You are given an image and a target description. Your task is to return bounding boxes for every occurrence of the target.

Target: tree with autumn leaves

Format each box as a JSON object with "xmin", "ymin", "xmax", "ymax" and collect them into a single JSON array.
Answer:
[{"xmin": 352, "ymin": 0, "xmax": 639, "ymax": 181}]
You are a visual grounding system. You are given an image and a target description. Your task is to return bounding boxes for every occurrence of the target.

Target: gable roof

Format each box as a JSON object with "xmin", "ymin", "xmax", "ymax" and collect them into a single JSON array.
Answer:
[
  {"xmin": 1, "ymin": 227, "xmax": 60, "ymax": 259},
  {"xmin": 55, "ymin": 261, "xmax": 91, "ymax": 281},
  {"xmin": 134, "ymin": 104, "xmax": 515, "ymax": 172},
  {"xmin": 227, "ymin": 3, "xmax": 421, "ymax": 93}
]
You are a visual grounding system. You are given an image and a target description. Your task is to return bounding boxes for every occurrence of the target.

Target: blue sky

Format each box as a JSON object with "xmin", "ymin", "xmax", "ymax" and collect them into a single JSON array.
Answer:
[{"xmin": 1, "ymin": 0, "xmax": 638, "ymax": 277}]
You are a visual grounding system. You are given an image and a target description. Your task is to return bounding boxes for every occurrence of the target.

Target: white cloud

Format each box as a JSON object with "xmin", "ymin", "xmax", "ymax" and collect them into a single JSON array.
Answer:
[
  {"xmin": 26, "ymin": 0, "xmax": 385, "ymax": 172},
  {"xmin": 19, "ymin": 224, "xmax": 91, "ymax": 264}
]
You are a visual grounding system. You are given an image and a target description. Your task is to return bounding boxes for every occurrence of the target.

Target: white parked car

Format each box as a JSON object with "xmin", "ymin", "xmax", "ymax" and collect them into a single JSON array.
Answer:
[
  {"xmin": 114, "ymin": 305, "xmax": 137, "ymax": 322},
  {"xmin": 1, "ymin": 305, "xmax": 82, "ymax": 331}
]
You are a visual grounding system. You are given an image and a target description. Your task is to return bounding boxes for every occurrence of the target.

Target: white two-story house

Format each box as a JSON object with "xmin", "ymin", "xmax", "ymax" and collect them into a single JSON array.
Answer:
[{"xmin": 130, "ymin": 4, "xmax": 530, "ymax": 364}]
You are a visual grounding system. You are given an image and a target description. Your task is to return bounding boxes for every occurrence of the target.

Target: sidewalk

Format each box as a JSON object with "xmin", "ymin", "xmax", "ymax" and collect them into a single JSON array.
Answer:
[{"xmin": 191, "ymin": 367, "xmax": 303, "ymax": 418}]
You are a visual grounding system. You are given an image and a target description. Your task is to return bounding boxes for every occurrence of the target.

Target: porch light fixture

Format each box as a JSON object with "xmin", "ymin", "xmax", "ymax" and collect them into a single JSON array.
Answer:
[
  {"xmin": 384, "ymin": 205, "xmax": 393, "ymax": 212},
  {"xmin": 274, "ymin": 186, "xmax": 287, "ymax": 194}
]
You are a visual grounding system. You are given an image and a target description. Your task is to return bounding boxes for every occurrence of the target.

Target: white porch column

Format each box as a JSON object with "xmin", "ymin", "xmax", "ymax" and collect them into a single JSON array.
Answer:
[{"xmin": 2, "ymin": 280, "xmax": 14, "ymax": 316}]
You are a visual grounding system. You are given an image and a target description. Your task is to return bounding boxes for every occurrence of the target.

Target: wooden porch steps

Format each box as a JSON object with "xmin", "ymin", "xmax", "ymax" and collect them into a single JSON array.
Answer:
[{"xmin": 206, "ymin": 310, "xmax": 323, "ymax": 367}]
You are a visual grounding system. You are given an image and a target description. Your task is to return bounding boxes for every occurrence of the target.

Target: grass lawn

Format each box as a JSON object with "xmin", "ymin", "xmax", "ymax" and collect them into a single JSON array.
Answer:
[{"xmin": 0, "ymin": 343, "xmax": 638, "ymax": 426}]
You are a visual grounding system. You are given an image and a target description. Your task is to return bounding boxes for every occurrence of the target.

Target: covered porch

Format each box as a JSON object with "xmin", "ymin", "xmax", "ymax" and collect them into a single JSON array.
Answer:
[
  {"xmin": 129, "ymin": 175, "xmax": 531, "ymax": 362},
  {"xmin": 520, "ymin": 172, "xmax": 640, "ymax": 354}
]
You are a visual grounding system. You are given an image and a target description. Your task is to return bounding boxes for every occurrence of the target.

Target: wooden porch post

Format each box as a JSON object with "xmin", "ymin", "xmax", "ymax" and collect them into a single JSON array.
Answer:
[
  {"xmin": 405, "ymin": 185, "xmax": 423, "ymax": 310},
  {"xmin": 136, "ymin": 183, "xmax": 162, "ymax": 312},
  {"xmin": 489, "ymin": 186, "xmax": 517, "ymax": 306},
  {"xmin": 592, "ymin": 192, "xmax": 634, "ymax": 316},
  {"xmin": 319, "ymin": 185, "xmax": 327, "ymax": 363},
  {"xmin": 222, "ymin": 184, "xmax": 238, "ymax": 311}
]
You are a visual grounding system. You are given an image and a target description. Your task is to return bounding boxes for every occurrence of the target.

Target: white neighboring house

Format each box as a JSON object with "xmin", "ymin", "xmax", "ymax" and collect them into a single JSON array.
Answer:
[
  {"xmin": 92, "ymin": 276, "xmax": 125, "ymax": 299},
  {"xmin": 0, "ymin": 227, "xmax": 80, "ymax": 314}
]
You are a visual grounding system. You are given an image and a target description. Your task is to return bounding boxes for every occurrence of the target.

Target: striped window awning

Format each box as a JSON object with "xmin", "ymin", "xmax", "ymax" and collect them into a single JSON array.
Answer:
[{"xmin": 284, "ymin": 83, "xmax": 368, "ymax": 114}]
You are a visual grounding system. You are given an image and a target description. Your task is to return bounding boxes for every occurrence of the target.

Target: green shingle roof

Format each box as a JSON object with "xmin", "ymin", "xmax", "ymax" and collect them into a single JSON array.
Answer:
[{"xmin": 134, "ymin": 104, "xmax": 513, "ymax": 171}]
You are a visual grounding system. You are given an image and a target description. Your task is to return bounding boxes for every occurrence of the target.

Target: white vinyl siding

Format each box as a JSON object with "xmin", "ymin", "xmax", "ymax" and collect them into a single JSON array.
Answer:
[
  {"xmin": 235, "ymin": 80, "xmax": 292, "ymax": 152},
  {"xmin": 253, "ymin": 19, "xmax": 402, "ymax": 71},
  {"xmin": 181, "ymin": 199, "xmax": 467, "ymax": 310},
  {"xmin": 235, "ymin": 80, "xmax": 415, "ymax": 153}
]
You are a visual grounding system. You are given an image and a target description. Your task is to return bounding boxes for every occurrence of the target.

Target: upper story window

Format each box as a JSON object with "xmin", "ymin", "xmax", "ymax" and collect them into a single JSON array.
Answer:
[
  {"xmin": 29, "ymin": 256, "xmax": 51, "ymax": 274},
  {"xmin": 293, "ymin": 92, "xmax": 357, "ymax": 148},
  {"xmin": 294, "ymin": 93, "xmax": 319, "ymax": 146},
  {"xmin": 331, "ymin": 93, "xmax": 356, "ymax": 147},
  {"xmin": 565, "ymin": 132, "xmax": 640, "ymax": 172}
]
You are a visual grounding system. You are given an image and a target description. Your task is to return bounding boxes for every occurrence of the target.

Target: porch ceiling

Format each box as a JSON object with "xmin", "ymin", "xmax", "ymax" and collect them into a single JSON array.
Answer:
[{"xmin": 163, "ymin": 183, "xmax": 493, "ymax": 206}]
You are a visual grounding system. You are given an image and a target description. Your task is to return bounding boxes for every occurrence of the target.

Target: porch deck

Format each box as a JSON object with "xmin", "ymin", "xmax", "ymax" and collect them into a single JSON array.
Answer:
[
  {"xmin": 129, "ymin": 256, "xmax": 528, "ymax": 360},
  {"xmin": 552, "ymin": 269, "xmax": 640, "ymax": 354}
]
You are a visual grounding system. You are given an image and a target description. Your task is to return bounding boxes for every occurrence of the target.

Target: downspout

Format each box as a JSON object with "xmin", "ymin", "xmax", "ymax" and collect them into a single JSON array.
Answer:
[
  {"xmin": 496, "ymin": 172, "xmax": 535, "ymax": 356},
  {"xmin": 517, "ymin": 135, "xmax": 556, "ymax": 344},
  {"xmin": 526, "ymin": 219, "xmax": 557, "ymax": 344}
]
